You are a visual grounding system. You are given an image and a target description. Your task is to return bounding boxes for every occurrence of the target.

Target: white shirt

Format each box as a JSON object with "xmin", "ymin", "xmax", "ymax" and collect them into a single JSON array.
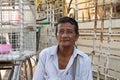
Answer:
[{"xmin": 33, "ymin": 46, "xmax": 93, "ymax": 80}]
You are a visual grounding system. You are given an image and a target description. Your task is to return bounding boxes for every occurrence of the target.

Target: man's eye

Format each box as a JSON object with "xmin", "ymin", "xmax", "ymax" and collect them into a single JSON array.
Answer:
[
  {"xmin": 58, "ymin": 31, "xmax": 75, "ymax": 35},
  {"xmin": 67, "ymin": 31, "xmax": 73, "ymax": 34}
]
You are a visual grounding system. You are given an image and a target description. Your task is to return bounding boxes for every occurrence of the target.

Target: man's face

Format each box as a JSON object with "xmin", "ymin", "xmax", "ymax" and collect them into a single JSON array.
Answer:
[{"xmin": 56, "ymin": 22, "xmax": 78, "ymax": 47}]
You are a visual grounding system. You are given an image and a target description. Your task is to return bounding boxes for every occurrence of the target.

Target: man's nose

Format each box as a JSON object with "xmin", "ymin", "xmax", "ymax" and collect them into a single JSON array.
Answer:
[{"xmin": 61, "ymin": 32, "xmax": 68, "ymax": 37}]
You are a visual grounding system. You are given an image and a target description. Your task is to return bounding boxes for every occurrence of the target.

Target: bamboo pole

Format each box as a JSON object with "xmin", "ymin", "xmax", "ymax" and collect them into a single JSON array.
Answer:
[
  {"xmin": 67, "ymin": 0, "xmax": 73, "ymax": 13},
  {"xmin": 92, "ymin": 0, "xmax": 98, "ymax": 67},
  {"xmin": 88, "ymin": 0, "xmax": 91, "ymax": 20},
  {"xmin": 97, "ymin": 0, "xmax": 106, "ymax": 79},
  {"xmin": 82, "ymin": 10, "xmax": 84, "ymax": 22},
  {"xmin": 92, "ymin": 0, "xmax": 100, "ymax": 80},
  {"xmin": 19, "ymin": 0, "xmax": 24, "ymax": 52},
  {"xmin": 97, "ymin": 0, "xmax": 105, "ymax": 79},
  {"xmin": 113, "ymin": 2, "xmax": 117, "ymax": 17},
  {"xmin": 104, "ymin": 0, "xmax": 112, "ymax": 80},
  {"xmin": 75, "ymin": 0, "xmax": 78, "ymax": 21}
]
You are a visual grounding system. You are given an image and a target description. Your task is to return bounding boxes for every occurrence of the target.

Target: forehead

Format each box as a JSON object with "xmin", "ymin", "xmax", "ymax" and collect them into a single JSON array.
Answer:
[{"xmin": 57, "ymin": 22, "xmax": 75, "ymax": 30}]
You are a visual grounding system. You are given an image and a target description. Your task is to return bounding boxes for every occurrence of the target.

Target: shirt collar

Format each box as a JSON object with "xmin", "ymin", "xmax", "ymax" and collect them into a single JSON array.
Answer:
[
  {"xmin": 50, "ymin": 45, "xmax": 84, "ymax": 57},
  {"xmin": 73, "ymin": 47, "xmax": 84, "ymax": 57}
]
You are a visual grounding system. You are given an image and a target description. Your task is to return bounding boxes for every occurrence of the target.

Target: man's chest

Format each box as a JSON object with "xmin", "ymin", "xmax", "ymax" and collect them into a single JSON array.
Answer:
[{"xmin": 58, "ymin": 56, "xmax": 71, "ymax": 69}]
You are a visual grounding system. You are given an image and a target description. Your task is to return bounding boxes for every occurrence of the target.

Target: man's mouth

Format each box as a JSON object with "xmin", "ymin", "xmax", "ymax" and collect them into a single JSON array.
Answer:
[{"xmin": 61, "ymin": 38, "xmax": 69, "ymax": 41}]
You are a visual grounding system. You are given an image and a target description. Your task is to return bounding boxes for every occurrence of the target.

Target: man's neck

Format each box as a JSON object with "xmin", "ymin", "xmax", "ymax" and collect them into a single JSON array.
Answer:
[{"xmin": 58, "ymin": 46, "xmax": 74, "ymax": 57}]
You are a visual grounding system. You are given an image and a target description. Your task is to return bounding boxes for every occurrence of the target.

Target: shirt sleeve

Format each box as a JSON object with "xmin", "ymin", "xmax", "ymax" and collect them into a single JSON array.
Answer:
[{"xmin": 32, "ymin": 50, "xmax": 46, "ymax": 80}]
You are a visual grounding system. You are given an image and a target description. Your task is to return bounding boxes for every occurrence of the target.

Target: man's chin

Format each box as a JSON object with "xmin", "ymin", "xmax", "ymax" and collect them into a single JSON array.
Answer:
[{"xmin": 60, "ymin": 44, "xmax": 71, "ymax": 47}]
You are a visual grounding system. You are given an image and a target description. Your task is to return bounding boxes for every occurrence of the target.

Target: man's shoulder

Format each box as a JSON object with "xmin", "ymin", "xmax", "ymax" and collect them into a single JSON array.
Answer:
[
  {"xmin": 76, "ymin": 49, "xmax": 91, "ymax": 60},
  {"xmin": 42, "ymin": 45, "xmax": 57, "ymax": 52},
  {"xmin": 39, "ymin": 45, "xmax": 57, "ymax": 56},
  {"xmin": 76, "ymin": 49, "xmax": 87, "ymax": 57}
]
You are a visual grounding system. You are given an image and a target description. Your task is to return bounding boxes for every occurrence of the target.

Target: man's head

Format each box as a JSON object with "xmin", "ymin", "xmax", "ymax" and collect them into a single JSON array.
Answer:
[
  {"xmin": 55, "ymin": 16, "xmax": 79, "ymax": 36},
  {"xmin": 55, "ymin": 16, "xmax": 79, "ymax": 47}
]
